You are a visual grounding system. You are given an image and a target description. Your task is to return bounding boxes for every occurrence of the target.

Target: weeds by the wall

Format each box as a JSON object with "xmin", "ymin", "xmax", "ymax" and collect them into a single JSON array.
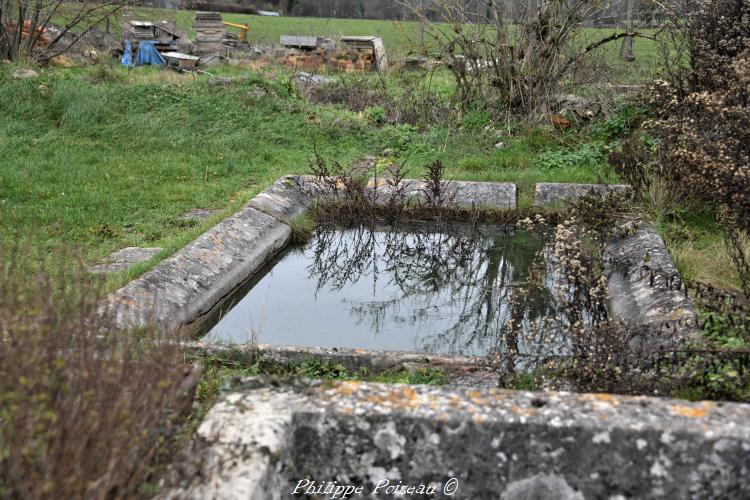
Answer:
[
  {"xmin": 420, "ymin": 159, "xmax": 455, "ymax": 208},
  {"xmin": 301, "ymin": 149, "xmax": 511, "ymax": 224},
  {"xmin": 188, "ymin": 350, "xmax": 446, "ymax": 417},
  {"xmin": 288, "ymin": 213, "xmax": 315, "ymax": 243},
  {"xmin": 500, "ymin": 193, "xmax": 750, "ymax": 402},
  {"xmin": 296, "ymin": 72, "xmax": 452, "ymax": 127}
]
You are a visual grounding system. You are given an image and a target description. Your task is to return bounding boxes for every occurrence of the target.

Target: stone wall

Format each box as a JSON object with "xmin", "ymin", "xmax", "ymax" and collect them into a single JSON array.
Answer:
[{"xmin": 162, "ymin": 380, "xmax": 750, "ymax": 499}]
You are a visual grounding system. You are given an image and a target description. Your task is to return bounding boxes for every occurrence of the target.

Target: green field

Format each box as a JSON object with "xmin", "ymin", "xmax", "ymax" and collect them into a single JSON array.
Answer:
[
  {"xmin": 131, "ymin": 8, "xmax": 422, "ymax": 56},
  {"xmin": 129, "ymin": 8, "xmax": 658, "ymax": 68}
]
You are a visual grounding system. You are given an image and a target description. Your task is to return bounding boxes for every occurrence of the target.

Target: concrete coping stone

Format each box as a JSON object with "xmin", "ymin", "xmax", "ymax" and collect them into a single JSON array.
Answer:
[
  {"xmin": 247, "ymin": 175, "xmax": 316, "ymax": 224},
  {"xmin": 604, "ymin": 221, "xmax": 698, "ymax": 335},
  {"xmin": 534, "ymin": 182, "xmax": 631, "ymax": 208},
  {"xmin": 247, "ymin": 176, "xmax": 518, "ymax": 221},
  {"xmin": 104, "ymin": 205, "xmax": 291, "ymax": 332},
  {"xmin": 161, "ymin": 379, "xmax": 750, "ymax": 499},
  {"xmin": 365, "ymin": 178, "xmax": 517, "ymax": 210}
]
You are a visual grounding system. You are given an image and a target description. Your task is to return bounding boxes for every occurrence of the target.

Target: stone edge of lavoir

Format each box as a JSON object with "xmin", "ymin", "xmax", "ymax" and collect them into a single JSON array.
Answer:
[
  {"xmin": 106, "ymin": 176, "xmax": 694, "ymax": 336},
  {"xmin": 117, "ymin": 178, "xmax": 742, "ymax": 499},
  {"xmin": 159, "ymin": 379, "xmax": 750, "ymax": 499},
  {"xmin": 106, "ymin": 178, "xmax": 696, "ymax": 356}
]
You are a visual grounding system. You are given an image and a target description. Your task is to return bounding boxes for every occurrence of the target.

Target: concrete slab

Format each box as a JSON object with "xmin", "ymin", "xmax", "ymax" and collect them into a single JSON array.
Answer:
[
  {"xmin": 605, "ymin": 222, "xmax": 698, "ymax": 334},
  {"xmin": 89, "ymin": 247, "xmax": 163, "ymax": 273},
  {"xmin": 534, "ymin": 182, "xmax": 631, "ymax": 208},
  {"xmin": 162, "ymin": 380, "xmax": 750, "ymax": 499},
  {"xmin": 450, "ymin": 180, "xmax": 517, "ymax": 210},
  {"xmin": 368, "ymin": 179, "xmax": 517, "ymax": 210}
]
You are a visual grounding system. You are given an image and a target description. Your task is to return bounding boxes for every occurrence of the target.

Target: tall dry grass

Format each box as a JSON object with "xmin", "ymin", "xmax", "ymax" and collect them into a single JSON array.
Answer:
[{"xmin": 0, "ymin": 249, "xmax": 196, "ymax": 499}]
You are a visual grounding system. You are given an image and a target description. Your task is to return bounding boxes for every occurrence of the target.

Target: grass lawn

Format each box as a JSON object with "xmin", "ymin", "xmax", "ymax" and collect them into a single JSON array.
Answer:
[
  {"xmin": 0, "ymin": 56, "xmax": 738, "ymax": 292},
  {"xmin": 0, "ymin": 64, "xmax": 617, "ymax": 282}
]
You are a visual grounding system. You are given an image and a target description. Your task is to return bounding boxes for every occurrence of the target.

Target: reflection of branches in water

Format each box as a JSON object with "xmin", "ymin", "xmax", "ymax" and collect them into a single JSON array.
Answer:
[
  {"xmin": 494, "ymin": 218, "xmax": 627, "ymax": 382},
  {"xmin": 308, "ymin": 223, "xmax": 378, "ymax": 293},
  {"xmin": 305, "ymin": 221, "xmax": 561, "ymax": 355}
]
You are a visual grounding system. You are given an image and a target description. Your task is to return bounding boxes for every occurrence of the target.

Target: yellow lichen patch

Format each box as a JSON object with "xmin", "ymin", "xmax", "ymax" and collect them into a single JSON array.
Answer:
[
  {"xmin": 589, "ymin": 393, "xmax": 620, "ymax": 406},
  {"xmin": 386, "ymin": 387, "xmax": 419, "ymax": 409},
  {"xmin": 466, "ymin": 390, "xmax": 490, "ymax": 405},
  {"xmin": 668, "ymin": 403, "xmax": 713, "ymax": 418},
  {"xmin": 486, "ymin": 388, "xmax": 505, "ymax": 398},
  {"xmin": 364, "ymin": 386, "xmax": 420, "ymax": 410},
  {"xmin": 335, "ymin": 381, "xmax": 363, "ymax": 396},
  {"xmin": 510, "ymin": 406, "xmax": 538, "ymax": 417},
  {"xmin": 448, "ymin": 396, "xmax": 462, "ymax": 408}
]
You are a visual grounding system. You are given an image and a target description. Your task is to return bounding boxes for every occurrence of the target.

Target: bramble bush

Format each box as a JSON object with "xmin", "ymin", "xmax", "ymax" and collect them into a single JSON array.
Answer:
[{"xmin": 611, "ymin": 0, "xmax": 750, "ymax": 293}]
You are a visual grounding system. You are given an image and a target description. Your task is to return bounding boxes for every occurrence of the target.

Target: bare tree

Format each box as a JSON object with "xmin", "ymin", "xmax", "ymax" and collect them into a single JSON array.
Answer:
[
  {"xmin": 0, "ymin": 0, "xmax": 127, "ymax": 63},
  {"xmin": 400, "ymin": 0, "xmax": 657, "ymax": 118}
]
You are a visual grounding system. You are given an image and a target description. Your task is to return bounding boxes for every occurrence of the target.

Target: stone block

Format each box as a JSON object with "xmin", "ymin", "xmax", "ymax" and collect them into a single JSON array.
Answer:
[
  {"xmin": 161, "ymin": 381, "xmax": 750, "ymax": 499},
  {"xmin": 605, "ymin": 222, "xmax": 698, "ymax": 335},
  {"xmin": 534, "ymin": 183, "xmax": 630, "ymax": 208},
  {"xmin": 368, "ymin": 179, "xmax": 517, "ymax": 210}
]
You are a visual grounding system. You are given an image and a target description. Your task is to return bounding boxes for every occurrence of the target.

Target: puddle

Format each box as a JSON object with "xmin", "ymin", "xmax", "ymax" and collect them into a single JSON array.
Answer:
[{"xmin": 201, "ymin": 220, "xmax": 589, "ymax": 357}]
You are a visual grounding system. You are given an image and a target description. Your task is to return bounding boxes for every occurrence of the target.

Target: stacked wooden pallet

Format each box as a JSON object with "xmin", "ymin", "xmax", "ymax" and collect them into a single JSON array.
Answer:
[
  {"xmin": 16, "ymin": 21, "xmax": 50, "ymax": 47},
  {"xmin": 333, "ymin": 50, "xmax": 375, "ymax": 72},
  {"xmin": 284, "ymin": 49, "xmax": 328, "ymax": 70},
  {"xmin": 341, "ymin": 36, "xmax": 388, "ymax": 71},
  {"xmin": 279, "ymin": 34, "xmax": 387, "ymax": 73},
  {"xmin": 192, "ymin": 12, "xmax": 224, "ymax": 57},
  {"xmin": 284, "ymin": 50, "xmax": 375, "ymax": 72}
]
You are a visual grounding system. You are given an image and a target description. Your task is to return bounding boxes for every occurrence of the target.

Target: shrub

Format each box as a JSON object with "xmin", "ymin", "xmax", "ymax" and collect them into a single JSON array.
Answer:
[
  {"xmin": 685, "ymin": 0, "xmax": 750, "ymax": 95},
  {"xmin": 403, "ymin": 0, "xmax": 643, "ymax": 119},
  {"xmin": 459, "ymin": 108, "xmax": 490, "ymax": 131},
  {"xmin": 0, "ymin": 250, "xmax": 196, "ymax": 498},
  {"xmin": 615, "ymin": 0, "xmax": 750, "ymax": 293},
  {"xmin": 297, "ymin": 74, "xmax": 450, "ymax": 127},
  {"xmin": 588, "ymin": 105, "xmax": 646, "ymax": 142}
]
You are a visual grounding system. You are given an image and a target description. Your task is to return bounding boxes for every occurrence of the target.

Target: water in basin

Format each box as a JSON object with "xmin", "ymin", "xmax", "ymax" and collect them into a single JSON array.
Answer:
[{"xmin": 202, "ymin": 220, "xmax": 565, "ymax": 357}]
